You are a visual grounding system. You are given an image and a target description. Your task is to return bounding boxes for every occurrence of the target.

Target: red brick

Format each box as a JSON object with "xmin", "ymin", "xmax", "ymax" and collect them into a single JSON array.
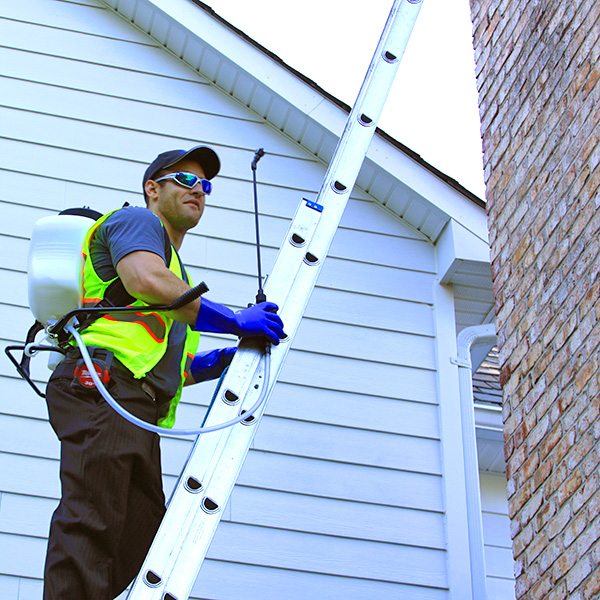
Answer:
[
  {"xmin": 562, "ymin": 394, "xmax": 591, "ymax": 434},
  {"xmin": 581, "ymin": 447, "xmax": 600, "ymax": 478},
  {"xmin": 534, "ymin": 382, "xmax": 559, "ymax": 423},
  {"xmin": 558, "ymin": 469, "xmax": 584, "ymax": 509},
  {"xmin": 532, "ymin": 457, "xmax": 553, "ymax": 494},
  {"xmin": 551, "ymin": 429, "xmax": 577, "ymax": 471},
  {"xmin": 566, "ymin": 431, "xmax": 595, "ymax": 472},
  {"xmin": 583, "ymin": 567, "xmax": 600, "ymax": 599},
  {"xmin": 530, "ymin": 573, "xmax": 553, "ymax": 599},
  {"xmin": 568, "ymin": 555, "xmax": 592, "ymax": 593},
  {"xmin": 520, "ymin": 451, "xmax": 541, "ymax": 485},
  {"xmin": 586, "ymin": 490, "xmax": 600, "ymax": 521},
  {"xmin": 543, "ymin": 579, "xmax": 568, "ymax": 600},
  {"xmin": 592, "ymin": 537, "xmax": 600, "ymax": 565},
  {"xmin": 562, "ymin": 504, "xmax": 588, "ymax": 547},
  {"xmin": 526, "ymin": 413, "xmax": 549, "ymax": 452},
  {"xmin": 538, "ymin": 536, "xmax": 564, "ymax": 574},
  {"xmin": 527, "ymin": 527, "xmax": 548, "ymax": 562},
  {"xmin": 509, "ymin": 476, "xmax": 532, "ymax": 520},
  {"xmin": 576, "ymin": 515, "xmax": 600, "ymax": 556},
  {"xmin": 512, "ymin": 519, "xmax": 535, "ymax": 557},
  {"xmin": 575, "ymin": 356, "xmax": 599, "ymax": 394},
  {"xmin": 515, "ymin": 561, "xmax": 542, "ymax": 598},
  {"xmin": 572, "ymin": 475, "xmax": 599, "ymax": 514},
  {"xmin": 578, "ymin": 397, "xmax": 600, "ymax": 437},
  {"xmin": 534, "ymin": 508, "xmax": 557, "ymax": 554},
  {"xmin": 553, "ymin": 543, "xmax": 579, "ymax": 581}
]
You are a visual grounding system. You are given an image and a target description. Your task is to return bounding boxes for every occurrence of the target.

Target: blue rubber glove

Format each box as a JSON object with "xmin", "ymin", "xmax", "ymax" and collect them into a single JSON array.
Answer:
[
  {"xmin": 194, "ymin": 298, "xmax": 285, "ymax": 345},
  {"xmin": 190, "ymin": 347, "xmax": 236, "ymax": 383}
]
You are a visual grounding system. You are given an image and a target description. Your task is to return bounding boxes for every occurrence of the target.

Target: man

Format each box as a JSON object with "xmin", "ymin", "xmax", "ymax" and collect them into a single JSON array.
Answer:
[{"xmin": 43, "ymin": 145, "xmax": 285, "ymax": 599}]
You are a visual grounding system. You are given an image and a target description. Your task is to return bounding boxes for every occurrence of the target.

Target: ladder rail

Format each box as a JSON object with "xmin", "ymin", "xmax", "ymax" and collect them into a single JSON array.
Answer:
[{"xmin": 127, "ymin": 1, "xmax": 424, "ymax": 598}]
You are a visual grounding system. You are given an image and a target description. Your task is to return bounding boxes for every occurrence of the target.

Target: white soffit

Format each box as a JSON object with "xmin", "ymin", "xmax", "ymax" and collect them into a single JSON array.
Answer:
[{"xmin": 100, "ymin": 0, "xmax": 487, "ymax": 243}]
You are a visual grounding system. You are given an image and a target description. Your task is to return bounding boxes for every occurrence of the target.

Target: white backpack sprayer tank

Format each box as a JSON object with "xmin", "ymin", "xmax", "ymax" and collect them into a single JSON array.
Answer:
[
  {"xmin": 26, "ymin": 207, "xmax": 102, "ymax": 372},
  {"xmin": 27, "ymin": 208, "xmax": 101, "ymax": 326}
]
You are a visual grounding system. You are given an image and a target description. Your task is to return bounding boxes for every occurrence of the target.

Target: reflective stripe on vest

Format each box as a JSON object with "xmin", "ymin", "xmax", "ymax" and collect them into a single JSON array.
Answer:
[{"xmin": 82, "ymin": 305, "xmax": 168, "ymax": 344}]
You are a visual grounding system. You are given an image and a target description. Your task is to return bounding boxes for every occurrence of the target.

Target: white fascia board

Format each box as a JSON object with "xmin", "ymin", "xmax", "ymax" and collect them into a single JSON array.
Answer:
[
  {"xmin": 366, "ymin": 136, "xmax": 489, "ymax": 242},
  {"xmin": 474, "ymin": 404, "xmax": 502, "ymax": 433},
  {"xmin": 437, "ymin": 219, "xmax": 490, "ymax": 284}
]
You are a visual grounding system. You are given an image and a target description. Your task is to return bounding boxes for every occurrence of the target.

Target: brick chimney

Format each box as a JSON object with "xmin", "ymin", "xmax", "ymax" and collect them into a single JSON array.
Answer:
[{"xmin": 469, "ymin": 1, "xmax": 600, "ymax": 598}]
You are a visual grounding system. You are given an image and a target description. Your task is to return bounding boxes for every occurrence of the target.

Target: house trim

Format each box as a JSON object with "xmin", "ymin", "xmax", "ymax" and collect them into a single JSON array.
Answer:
[
  {"xmin": 434, "ymin": 282, "xmax": 474, "ymax": 598},
  {"xmin": 455, "ymin": 322, "xmax": 498, "ymax": 600}
]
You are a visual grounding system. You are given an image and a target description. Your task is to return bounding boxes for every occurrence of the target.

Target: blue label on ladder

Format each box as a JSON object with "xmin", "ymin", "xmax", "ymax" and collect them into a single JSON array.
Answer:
[{"xmin": 304, "ymin": 198, "xmax": 324, "ymax": 212}]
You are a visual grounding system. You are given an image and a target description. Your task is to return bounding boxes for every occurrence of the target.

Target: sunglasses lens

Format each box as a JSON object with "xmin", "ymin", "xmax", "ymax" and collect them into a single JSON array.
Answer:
[
  {"xmin": 171, "ymin": 173, "xmax": 211, "ymax": 194},
  {"xmin": 175, "ymin": 173, "xmax": 199, "ymax": 188}
]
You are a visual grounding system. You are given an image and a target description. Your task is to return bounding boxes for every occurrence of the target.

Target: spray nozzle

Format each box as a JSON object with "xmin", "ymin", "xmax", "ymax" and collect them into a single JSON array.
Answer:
[{"xmin": 251, "ymin": 148, "xmax": 265, "ymax": 170}]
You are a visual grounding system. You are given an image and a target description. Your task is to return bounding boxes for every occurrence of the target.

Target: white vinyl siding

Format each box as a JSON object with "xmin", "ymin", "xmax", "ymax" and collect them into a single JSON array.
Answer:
[
  {"xmin": 480, "ymin": 473, "xmax": 516, "ymax": 599},
  {"xmin": 0, "ymin": 1, "xmax": 455, "ymax": 598}
]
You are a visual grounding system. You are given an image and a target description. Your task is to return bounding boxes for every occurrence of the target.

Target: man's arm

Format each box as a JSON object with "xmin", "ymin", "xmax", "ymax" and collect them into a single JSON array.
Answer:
[
  {"xmin": 115, "ymin": 250, "xmax": 200, "ymax": 326},
  {"xmin": 116, "ymin": 249, "xmax": 286, "ymax": 344}
]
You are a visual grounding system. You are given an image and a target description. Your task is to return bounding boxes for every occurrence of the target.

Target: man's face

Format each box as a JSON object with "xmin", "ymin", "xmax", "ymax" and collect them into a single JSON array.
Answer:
[{"xmin": 146, "ymin": 158, "xmax": 208, "ymax": 234}]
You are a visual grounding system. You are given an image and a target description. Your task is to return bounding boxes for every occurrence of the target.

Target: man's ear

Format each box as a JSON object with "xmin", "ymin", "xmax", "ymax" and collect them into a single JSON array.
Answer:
[{"xmin": 145, "ymin": 179, "xmax": 160, "ymax": 201}]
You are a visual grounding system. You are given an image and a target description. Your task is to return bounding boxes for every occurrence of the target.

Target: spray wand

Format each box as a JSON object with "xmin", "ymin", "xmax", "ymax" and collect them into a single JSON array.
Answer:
[{"xmin": 251, "ymin": 148, "xmax": 266, "ymax": 303}]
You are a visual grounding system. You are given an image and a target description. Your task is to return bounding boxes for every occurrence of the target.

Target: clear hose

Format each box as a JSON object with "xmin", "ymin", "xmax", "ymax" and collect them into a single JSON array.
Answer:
[{"xmin": 65, "ymin": 325, "xmax": 271, "ymax": 437}]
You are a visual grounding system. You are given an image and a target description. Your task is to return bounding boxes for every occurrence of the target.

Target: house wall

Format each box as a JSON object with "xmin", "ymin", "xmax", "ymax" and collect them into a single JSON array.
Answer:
[
  {"xmin": 0, "ymin": 0, "xmax": 461, "ymax": 598},
  {"xmin": 470, "ymin": 0, "xmax": 600, "ymax": 598},
  {"xmin": 480, "ymin": 471, "xmax": 515, "ymax": 598}
]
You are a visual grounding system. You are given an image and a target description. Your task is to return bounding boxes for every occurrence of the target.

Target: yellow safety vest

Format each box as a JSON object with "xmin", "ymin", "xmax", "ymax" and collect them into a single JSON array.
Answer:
[{"xmin": 79, "ymin": 208, "xmax": 200, "ymax": 428}]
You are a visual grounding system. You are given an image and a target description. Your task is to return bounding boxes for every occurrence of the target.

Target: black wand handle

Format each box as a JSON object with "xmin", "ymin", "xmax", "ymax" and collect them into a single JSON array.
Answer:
[{"xmin": 169, "ymin": 282, "xmax": 209, "ymax": 310}]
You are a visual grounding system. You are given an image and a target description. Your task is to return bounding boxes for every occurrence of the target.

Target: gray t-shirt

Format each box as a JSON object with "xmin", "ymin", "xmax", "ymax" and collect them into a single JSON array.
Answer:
[{"xmin": 89, "ymin": 206, "xmax": 189, "ymax": 402}]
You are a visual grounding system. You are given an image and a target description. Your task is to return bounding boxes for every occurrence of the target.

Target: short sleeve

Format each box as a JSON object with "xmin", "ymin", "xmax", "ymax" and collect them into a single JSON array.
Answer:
[{"xmin": 91, "ymin": 206, "xmax": 168, "ymax": 280}]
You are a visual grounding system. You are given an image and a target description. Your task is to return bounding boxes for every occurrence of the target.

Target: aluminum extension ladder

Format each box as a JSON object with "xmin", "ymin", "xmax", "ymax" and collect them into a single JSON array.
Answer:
[{"xmin": 127, "ymin": 2, "xmax": 424, "ymax": 598}]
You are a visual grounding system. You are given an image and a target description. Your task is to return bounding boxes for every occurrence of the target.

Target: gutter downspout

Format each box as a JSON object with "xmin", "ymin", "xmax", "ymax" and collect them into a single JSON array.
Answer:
[{"xmin": 452, "ymin": 322, "xmax": 497, "ymax": 600}]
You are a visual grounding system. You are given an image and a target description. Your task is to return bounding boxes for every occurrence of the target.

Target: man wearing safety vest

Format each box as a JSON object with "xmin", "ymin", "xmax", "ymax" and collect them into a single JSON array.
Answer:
[{"xmin": 42, "ymin": 146, "xmax": 285, "ymax": 599}]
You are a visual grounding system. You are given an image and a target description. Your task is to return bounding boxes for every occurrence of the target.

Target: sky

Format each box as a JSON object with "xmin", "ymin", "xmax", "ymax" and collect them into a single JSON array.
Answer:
[{"xmin": 205, "ymin": 0, "xmax": 486, "ymax": 200}]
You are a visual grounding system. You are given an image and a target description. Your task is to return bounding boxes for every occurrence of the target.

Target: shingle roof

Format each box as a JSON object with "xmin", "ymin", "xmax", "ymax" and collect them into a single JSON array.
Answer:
[{"xmin": 472, "ymin": 347, "xmax": 502, "ymax": 407}]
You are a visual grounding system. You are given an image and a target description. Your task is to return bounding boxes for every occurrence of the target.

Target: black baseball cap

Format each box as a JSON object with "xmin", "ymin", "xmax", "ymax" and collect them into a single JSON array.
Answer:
[{"xmin": 143, "ymin": 145, "xmax": 221, "ymax": 191}]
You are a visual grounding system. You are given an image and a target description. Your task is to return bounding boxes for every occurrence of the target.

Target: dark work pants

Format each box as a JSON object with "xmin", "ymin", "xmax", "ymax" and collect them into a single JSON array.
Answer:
[{"xmin": 43, "ymin": 356, "xmax": 166, "ymax": 600}]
